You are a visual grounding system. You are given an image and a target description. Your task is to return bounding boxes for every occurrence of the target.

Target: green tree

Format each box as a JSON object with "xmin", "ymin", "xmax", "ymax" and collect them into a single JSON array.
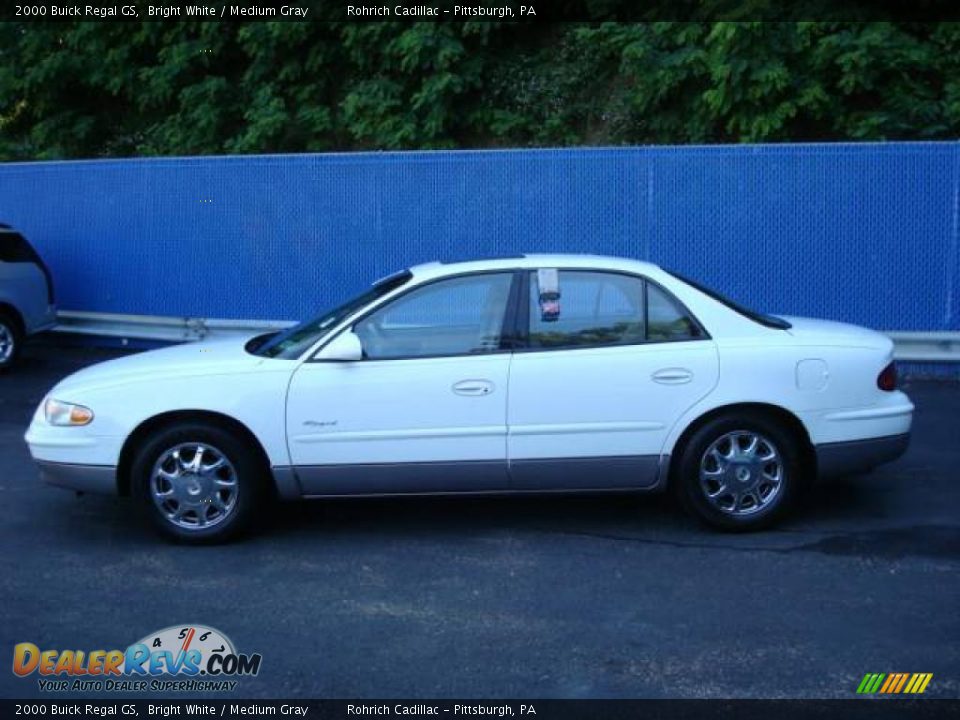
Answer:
[{"xmin": 0, "ymin": 21, "xmax": 957, "ymax": 160}]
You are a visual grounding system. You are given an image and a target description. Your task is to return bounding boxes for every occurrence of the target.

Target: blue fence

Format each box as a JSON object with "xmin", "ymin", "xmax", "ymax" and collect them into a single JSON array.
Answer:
[{"xmin": 0, "ymin": 143, "xmax": 957, "ymax": 333}]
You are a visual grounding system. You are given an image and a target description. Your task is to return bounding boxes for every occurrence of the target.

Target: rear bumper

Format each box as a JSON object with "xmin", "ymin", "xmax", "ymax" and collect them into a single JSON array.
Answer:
[
  {"xmin": 25, "ymin": 304, "xmax": 57, "ymax": 335},
  {"xmin": 815, "ymin": 433, "xmax": 910, "ymax": 479},
  {"xmin": 36, "ymin": 460, "xmax": 117, "ymax": 494}
]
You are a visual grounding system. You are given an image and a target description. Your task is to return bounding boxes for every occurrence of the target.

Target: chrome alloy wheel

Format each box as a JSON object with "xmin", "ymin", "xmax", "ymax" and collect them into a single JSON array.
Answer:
[
  {"xmin": 699, "ymin": 431, "xmax": 784, "ymax": 516},
  {"xmin": 0, "ymin": 322, "xmax": 14, "ymax": 364},
  {"xmin": 150, "ymin": 443, "xmax": 238, "ymax": 530}
]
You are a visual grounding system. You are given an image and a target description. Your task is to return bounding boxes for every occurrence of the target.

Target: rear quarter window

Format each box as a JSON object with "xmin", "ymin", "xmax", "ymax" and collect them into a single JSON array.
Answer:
[{"xmin": 647, "ymin": 282, "xmax": 704, "ymax": 341}]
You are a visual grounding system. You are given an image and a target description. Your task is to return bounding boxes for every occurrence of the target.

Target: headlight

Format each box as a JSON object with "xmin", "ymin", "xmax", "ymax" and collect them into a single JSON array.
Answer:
[{"xmin": 44, "ymin": 398, "xmax": 94, "ymax": 426}]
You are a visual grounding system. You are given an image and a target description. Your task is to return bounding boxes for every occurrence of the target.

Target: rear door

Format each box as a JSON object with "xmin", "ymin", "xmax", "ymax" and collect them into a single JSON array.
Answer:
[{"xmin": 506, "ymin": 269, "xmax": 719, "ymax": 489}]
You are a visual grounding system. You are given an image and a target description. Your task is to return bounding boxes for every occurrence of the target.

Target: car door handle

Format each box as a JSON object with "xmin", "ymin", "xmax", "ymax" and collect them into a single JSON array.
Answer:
[
  {"xmin": 452, "ymin": 379, "xmax": 494, "ymax": 396},
  {"xmin": 652, "ymin": 368, "xmax": 693, "ymax": 385}
]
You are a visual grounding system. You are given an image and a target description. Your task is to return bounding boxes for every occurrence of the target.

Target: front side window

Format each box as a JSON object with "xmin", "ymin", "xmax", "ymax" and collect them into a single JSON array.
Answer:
[
  {"xmin": 251, "ymin": 270, "xmax": 413, "ymax": 359},
  {"xmin": 355, "ymin": 273, "xmax": 514, "ymax": 359},
  {"xmin": 527, "ymin": 270, "xmax": 702, "ymax": 349}
]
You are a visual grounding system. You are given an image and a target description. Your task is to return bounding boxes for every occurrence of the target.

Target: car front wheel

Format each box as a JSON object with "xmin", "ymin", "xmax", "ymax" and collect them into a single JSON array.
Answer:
[
  {"xmin": 132, "ymin": 422, "xmax": 267, "ymax": 543},
  {"xmin": 675, "ymin": 412, "xmax": 802, "ymax": 531}
]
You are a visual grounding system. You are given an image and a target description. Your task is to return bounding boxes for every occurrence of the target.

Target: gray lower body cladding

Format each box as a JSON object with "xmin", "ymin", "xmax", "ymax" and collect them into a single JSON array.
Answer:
[{"xmin": 37, "ymin": 434, "xmax": 911, "ymax": 499}]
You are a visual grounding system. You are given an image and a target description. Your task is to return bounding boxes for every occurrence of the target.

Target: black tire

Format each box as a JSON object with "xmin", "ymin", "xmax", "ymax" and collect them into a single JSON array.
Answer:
[
  {"xmin": 0, "ymin": 311, "xmax": 23, "ymax": 371},
  {"xmin": 131, "ymin": 422, "xmax": 269, "ymax": 544},
  {"xmin": 673, "ymin": 411, "xmax": 802, "ymax": 531}
]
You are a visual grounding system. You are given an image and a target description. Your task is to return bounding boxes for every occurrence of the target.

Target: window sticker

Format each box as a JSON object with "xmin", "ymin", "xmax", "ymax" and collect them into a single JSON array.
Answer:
[{"xmin": 537, "ymin": 268, "xmax": 561, "ymax": 322}]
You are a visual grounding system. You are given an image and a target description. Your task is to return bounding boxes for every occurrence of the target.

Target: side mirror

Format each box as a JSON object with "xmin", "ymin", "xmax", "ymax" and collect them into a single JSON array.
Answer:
[{"xmin": 315, "ymin": 331, "xmax": 363, "ymax": 362}]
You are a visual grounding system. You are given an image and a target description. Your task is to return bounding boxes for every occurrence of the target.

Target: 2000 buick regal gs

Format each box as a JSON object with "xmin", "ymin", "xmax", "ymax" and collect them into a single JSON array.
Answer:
[{"xmin": 26, "ymin": 255, "xmax": 913, "ymax": 542}]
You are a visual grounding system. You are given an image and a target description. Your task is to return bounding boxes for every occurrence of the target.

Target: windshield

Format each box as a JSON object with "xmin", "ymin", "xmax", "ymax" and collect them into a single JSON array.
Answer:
[
  {"xmin": 667, "ymin": 270, "xmax": 792, "ymax": 330},
  {"xmin": 250, "ymin": 270, "xmax": 412, "ymax": 359}
]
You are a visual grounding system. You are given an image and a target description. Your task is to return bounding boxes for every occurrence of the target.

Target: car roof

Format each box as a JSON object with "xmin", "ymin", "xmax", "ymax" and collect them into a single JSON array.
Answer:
[{"xmin": 409, "ymin": 254, "xmax": 661, "ymax": 280}]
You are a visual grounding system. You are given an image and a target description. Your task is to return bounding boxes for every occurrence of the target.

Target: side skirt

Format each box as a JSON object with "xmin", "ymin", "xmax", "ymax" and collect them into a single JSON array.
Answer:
[
  {"xmin": 279, "ymin": 455, "xmax": 669, "ymax": 499},
  {"xmin": 510, "ymin": 455, "xmax": 660, "ymax": 491}
]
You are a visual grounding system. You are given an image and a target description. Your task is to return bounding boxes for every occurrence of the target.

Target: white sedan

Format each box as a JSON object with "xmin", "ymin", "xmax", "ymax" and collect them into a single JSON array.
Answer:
[{"xmin": 26, "ymin": 255, "xmax": 913, "ymax": 542}]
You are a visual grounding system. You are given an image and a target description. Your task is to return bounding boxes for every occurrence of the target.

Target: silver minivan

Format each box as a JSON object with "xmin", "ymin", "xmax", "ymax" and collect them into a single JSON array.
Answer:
[{"xmin": 0, "ymin": 224, "xmax": 56, "ymax": 369}]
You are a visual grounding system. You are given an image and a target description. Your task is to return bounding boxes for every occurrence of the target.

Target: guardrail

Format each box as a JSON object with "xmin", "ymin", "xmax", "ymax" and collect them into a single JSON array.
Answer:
[
  {"xmin": 51, "ymin": 311, "xmax": 960, "ymax": 363},
  {"xmin": 52, "ymin": 311, "xmax": 296, "ymax": 343},
  {"xmin": 886, "ymin": 331, "xmax": 960, "ymax": 363}
]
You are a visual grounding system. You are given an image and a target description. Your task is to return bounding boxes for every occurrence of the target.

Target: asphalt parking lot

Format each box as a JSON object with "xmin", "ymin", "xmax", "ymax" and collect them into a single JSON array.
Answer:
[{"xmin": 0, "ymin": 343, "xmax": 957, "ymax": 700}]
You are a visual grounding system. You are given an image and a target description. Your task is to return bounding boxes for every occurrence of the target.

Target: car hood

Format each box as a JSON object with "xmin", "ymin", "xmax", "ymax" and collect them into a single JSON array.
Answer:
[
  {"xmin": 51, "ymin": 335, "xmax": 267, "ymax": 397},
  {"xmin": 780, "ymin": 316, "xmax": 893, "ymax": 351}
]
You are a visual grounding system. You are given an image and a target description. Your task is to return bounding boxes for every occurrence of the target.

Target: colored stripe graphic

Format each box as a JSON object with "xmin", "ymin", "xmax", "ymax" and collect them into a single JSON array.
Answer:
[
  {"xmin": 906, "ymin": 673, "xmax": 934, "ymax": 694},
  {"xmin": 860, "ymin": 674, "xmax": 885, "ymax": 694},
  {"xmin": 857, "ymin": 673, "xmax": 933, "ymax": 694},
  {"xmin": 894, "ymin": 673, "xmax": 910, "ymax": 693}
]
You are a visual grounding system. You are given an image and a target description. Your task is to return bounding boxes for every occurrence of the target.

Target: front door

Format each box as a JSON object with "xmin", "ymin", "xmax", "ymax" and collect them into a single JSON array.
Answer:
[
  {"xmin": 286, "ymin": 271, "xmax": 517, "ymax": 495},
  {"xmin": 507, "ymin": 269, "xmax": 719, "ymax": 489}
]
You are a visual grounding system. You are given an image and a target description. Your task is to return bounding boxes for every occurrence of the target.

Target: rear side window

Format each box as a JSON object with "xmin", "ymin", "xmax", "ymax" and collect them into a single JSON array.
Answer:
[
  {"xmin": 0, "ymin": 224, "xmax": 54, "ymax": 303},
  {"xmin": 0, "ymin": 226, "xmax": 43, "ymax": 264},
  {"xmin": 526, "ymin": 270, "xmax": 703, "ymax": 350}
]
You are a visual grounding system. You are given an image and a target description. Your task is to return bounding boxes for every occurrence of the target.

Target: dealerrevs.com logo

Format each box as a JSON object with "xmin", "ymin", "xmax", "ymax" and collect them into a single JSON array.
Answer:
[{"xmin": 12, "ymin": 624, "xmax": 261, "ymax": 693}]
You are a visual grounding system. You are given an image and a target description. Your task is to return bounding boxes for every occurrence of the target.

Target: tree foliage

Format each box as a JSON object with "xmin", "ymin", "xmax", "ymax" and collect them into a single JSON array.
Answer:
[{"xmin": 0, "ymin": 21, "xmax": 957, "ymax": 160}]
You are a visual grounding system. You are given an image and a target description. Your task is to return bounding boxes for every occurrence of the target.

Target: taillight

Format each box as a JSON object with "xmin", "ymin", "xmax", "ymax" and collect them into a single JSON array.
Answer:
[{"xmin": 877, "ymin": 362, "xmax": 897, "ymax": 391}]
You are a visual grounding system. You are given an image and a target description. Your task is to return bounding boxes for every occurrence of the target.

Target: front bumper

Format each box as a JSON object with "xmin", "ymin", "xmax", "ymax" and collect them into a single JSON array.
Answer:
[
  {"xmin": 36, "ymin": 460, "xmax": 117, "ymax": 494},
  {"xmin": 815, "ymin": 433, "xmax": 910, "ymax": 479}
]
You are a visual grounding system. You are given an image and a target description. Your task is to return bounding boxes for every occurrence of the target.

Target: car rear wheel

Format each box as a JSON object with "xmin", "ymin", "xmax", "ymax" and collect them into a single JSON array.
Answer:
[
  {"xmin": 0, "ymin": 312, "xmax": 22, "ymax": 371},
  {"xmin": 132, "ymin": 422, "xmax": 267, "ymax": 543},
  {"xmin": 674, "ymin": 412, "xmax": 802, "ymax": 531}
]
